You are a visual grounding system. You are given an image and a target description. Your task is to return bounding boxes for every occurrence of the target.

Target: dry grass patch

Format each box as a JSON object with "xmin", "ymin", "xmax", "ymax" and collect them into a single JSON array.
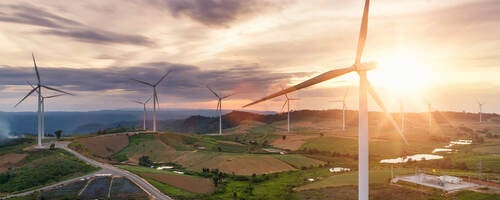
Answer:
[
  {"xmin": 173, "ymin": 152, "xmax": 296, "ymax": 175},
  {"xmin": 137, "ymin": 172, "xmax": 215, "ymax": 194},
  {"xmin": 0, "ymin": 153, "xmax": 27, "ymax": 173},
  {"xmin": 75, "ymin": 134, "xmax": 128, "ymax": 158},
  {"xmin": 270, "ymin": 134, "xmax": 319, "ymax": 150}
]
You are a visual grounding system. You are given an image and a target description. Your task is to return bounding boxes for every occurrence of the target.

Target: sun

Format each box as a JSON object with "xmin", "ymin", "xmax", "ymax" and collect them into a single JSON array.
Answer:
[{"xmin": 370, "ymin": 50, "xmax": 435, "ymax": 95}]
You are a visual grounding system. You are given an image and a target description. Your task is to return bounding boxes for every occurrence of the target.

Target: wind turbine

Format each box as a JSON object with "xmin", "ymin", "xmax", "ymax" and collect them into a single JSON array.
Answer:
[
  {"xmin": 28, "ymin": 81, "xmax": 67, "ymax": 139},
  {"xmin": 243, "ymin": 1, "xmax": 407, "ymax": 199},
  {"xmin": 207, "ymin": 86, "xmax": 236, "ymax": 135},
  {"xmin": 400, "ymin": 100, "xmax": 405, "ymax": 132},
  {"xmin": 281, "ymin": 93, "xmax": 299, "ymax": 133},
  {"xmin": 426, "ymin": 101, "xmax": 432, "ymax": 128},
  {"xmin": 477, "ymin": 100, "xmax": 483, "ymax": 123},
  {"xmin": 330, "ymin": 89, "xmax": 349, "ymax": 131},
  {"xmin": 15, "ymin": 53, "xmax": 73, "ymax": 147},
  {"xmin": 133, "ymin": 71, "xmax": 170, "ymax": 132},
  {"xmin": 134, "ymin": 96, "xmax": 152, "ymax": 130}
]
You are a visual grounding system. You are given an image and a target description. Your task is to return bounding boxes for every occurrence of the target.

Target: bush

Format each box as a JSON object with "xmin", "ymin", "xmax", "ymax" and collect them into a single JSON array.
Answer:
[{"xmin": 138, "ymin": 156, "xmax": 153, "ymax": 167}]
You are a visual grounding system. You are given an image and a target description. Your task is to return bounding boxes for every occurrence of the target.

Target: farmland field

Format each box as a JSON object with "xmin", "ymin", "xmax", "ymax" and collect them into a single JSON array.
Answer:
[
  {"xmin": 0, "ymin": 153, "xmax": 27, "ymax": 173},
  {"xmin": 112, "ymin": 133, "xmax": 177, "ymax": 163},
  {"xmin": 74, "ymin": 134, "xmax": 129, "ymax": 158},
  {"xmin": 274, "ymin": 154, "xmax": 326, "ymax": 169}
]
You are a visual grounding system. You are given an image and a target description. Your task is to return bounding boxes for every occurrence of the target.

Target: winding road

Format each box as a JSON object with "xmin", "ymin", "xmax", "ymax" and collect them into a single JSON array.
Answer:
[{"xmin": 2, "ymin": 141, "xmax": 172, "ymax": 200}]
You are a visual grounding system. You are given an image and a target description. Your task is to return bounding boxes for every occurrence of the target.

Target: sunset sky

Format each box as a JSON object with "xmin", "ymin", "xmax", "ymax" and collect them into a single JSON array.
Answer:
[{"xmin": 0, "ymin": 0, "xmax": 499, "ymax": 113}]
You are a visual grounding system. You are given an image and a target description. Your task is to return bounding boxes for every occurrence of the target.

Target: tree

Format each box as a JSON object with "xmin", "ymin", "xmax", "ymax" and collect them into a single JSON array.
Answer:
[
  {"xmin": 139, "ymin": 156, "xmax": 153, "ymax": 167},
  {"xmin": 54, "ymin": 130, "xmax": 62, "ymax": 139}
]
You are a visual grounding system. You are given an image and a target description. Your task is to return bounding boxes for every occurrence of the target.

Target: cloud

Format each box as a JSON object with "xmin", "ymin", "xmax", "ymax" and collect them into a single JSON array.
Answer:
[
  {"xmin": 0, "ymin": 4, "xmax": 154, "ymax": 46},
  {"xmin": 157, "ymin": 0, "xmax": 277, "ymax": 26},
  {"xmin": 0, "ymin": 62, "xmax": 310, "ymax": 102}
]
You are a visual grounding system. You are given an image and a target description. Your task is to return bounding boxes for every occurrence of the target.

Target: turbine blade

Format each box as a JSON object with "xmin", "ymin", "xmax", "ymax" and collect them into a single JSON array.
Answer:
[
  {"xmin": 216, "ymin": 100, "xmax": 221, "ymax": 111},
  {"xmin": 41, "ymin": 85, "xmax": 74, "ymax": 96},
  {"xmin": 243, "ymin": 66, "xmax": 355, "ymax": 107},
  {"xmin": 155, "ymin": 70, "xmax": 171, "ymax": 86},
  {"xmin": 32, "ymin": 53, "xmax": 41, "ymax": 83},
  {"xmin": 26, "ymin": 81, "xmax": 41, "ymax": 95},
  {"xmin": 206, "ymin": 85, "xmax": 220, "ymax": 98},
  {"xmin": 355, "ymin": 0, "xmax": 370, "ymax": 64},
  {"xmin": 145, "ymin": 96, "xmax": 152, "ymax": 103},
  {"xmin": 366, "ymin": 80, "xmax": 408, "ymax": 144},
  {"xmin": 343, "ymin": 88, "xmax": 349, "ymax": 100},
  {"xmin": 281, "ymin": 100, "xmax": 287, "ymax": 113},
  {"xmin": 45, "ymin": 94, "xmax": 65, "ymax": 99},
  {"xmin": 15, "ymin": 87, "xmax": 38, "ymax": 107},
  {"xmin": 288, "ymin": 98, "xmax": 300, "ymax": 100},
  {"xmin": 222, "ymin": 92, "xmax": 238, "ymax": 99},
  {"xmin": 133, "ymin": 100, "xmax": 143, "ymax": 104},
  {"xmin": 155, "ymin": 93, "xmax": 160, "ymax": 110},
  {"xmin": 132, "ymin": 78, "xmax": 154, "ymax": 87}
]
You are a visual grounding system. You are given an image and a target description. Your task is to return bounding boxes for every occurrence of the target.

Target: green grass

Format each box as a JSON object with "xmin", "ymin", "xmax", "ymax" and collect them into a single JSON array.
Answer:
[
  {"xmin": 118, "ymin": 165, "xmax": 207, "ymax": 200},
  {"xmin": 0, "ymin": 138, "xmax": 33, "ymax": 156},
  {"xmin": 0, "ymin": 149, "xmax": 98, "ymax": 194},
  {"xmin": 295, "ymin": 168, "xmax": 414, "ymax": 191},
  {"xmin": 449, "ymin": 190, "xmax": 500, "ymax": 200},
  {"xmin": 112, "ymin": 134, "xmax": 178, "ymax": 162}
]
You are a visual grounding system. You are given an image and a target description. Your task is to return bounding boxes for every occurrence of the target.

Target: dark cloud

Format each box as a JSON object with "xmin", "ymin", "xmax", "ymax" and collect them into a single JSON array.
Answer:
[
  {"xmin": 0, "ymin": 63, "xmax": 310, "ymax": 102},
  {"xmin": 157, "ymin": 0, "xmax": 274, "ymax": 26},
  {"xmin": 0, "ymin": 4, "xmax": 154, "ymax": 46},
  {"xmin": 40, "ymin": 30, "xmax": 154, "ymax": 46}
]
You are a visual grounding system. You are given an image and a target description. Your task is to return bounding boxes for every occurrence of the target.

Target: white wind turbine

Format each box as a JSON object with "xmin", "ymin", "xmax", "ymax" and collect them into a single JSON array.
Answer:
[
  {"xmin": 134, "ymin": 96, "xmax": 152, "ymax": 130},
  {"xmin": 207, "ymin": 86, "xmax": 236, "ymax": 135},
  {"xmin": 281, "ymin": 93, "xmax": 299, "ymax": 133},
  {"xmin": 477, "ymin": 100, "xmax": 483, "ymax": 123},
  {"xmin": 133, "ymin": 71, "xmax": 170, "ymax": 132},
  {"xmin": 15, "ymin": 53, "xmax": 73, "ymax": 147},
  {"xmin": 400, "ymin": 100, "xmax": 405, "ymax": 132},
  {"xmin": 425, "ymin": 101, "xmax": 432, "ymax": 128},
  {"xmin": 243, "ymin": 1, "xmax": 408, "ymax": 199},
  {"xmin": 330, "ymin": 89, "xmax": 349, "ymax": 131},
  {"xmin": 28, "ymin": 82, "xmax": 67, "ymax": 139}
]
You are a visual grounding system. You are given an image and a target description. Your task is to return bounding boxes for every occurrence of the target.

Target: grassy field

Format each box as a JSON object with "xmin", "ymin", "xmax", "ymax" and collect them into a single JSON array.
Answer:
[
  {"xmin": 0, "ymin": 149, "xmax": 98, "ymax": 195},
  {"xmin": 273, "ymin": 154, "xmax": 326, "ymax": 169},
  {"xmin": 295, "ymin": 168, "xmax": 414, "ymax": 191},
  {"xmin": 111, "ymin": 133, "xmax": 177, "ymax": 163}
]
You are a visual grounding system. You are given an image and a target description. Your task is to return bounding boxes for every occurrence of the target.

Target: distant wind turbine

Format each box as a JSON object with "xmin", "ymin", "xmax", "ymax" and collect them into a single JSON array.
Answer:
[
  {"xmin": 134, "ymin": 96, "xmax": 152, "ymax": 130},
  {"xmin": 243, "ymin": 1, "xmax": 407, "ymax": 199},
  {"xmin": 330, "ymin": 89, "xmax": 349, "ymax": 131},
  {"xmin": 281, "ymin": 93, "xmax": 299, "ymax": 133},
  {"xmin": 207, "ymin": 86, "xmax": 236, "ymax": 135},
  {"xmin": 28, "ymin": 81, "xmax": 67, "ymax": 139},
  {"xmin": 477, "ymin": 100, "xmax": 483, "ymax": 123},
  {"xmin": 400, "ymin": 100, "xmax": 405, "ymax": 132},
  {"xmin": 133, "ymin": 71, "xmax": 170, "ymax": 132},
  {"xmin": 15, "ymin": 53, "xmax": 73, "ymax": 147}
]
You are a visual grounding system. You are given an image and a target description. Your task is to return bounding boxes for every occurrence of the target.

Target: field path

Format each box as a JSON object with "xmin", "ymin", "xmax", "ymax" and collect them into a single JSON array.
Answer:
[{"xmin": 1, "ymin": 141, "xmax": 172, "ymax": 200}]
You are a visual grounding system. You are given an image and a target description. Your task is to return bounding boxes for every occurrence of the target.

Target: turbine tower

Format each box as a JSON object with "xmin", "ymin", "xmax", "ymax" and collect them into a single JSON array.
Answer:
[
  {"xmin": 15, "ymin": 53, "xmax": 73, "ymax": 147},
  {"xmin": 28, "ymin": 82, "xmax": 67, "ymax": 139},
  {"xmin": 133, "ymin": 71, "xmax": 170, "ymax": 132},
  {"xmin": 427, "ymin": 102, "xmax": 432, "ymax": 128},
  {"xmin": 477, "ymin": 100, "xmax": 483, "ymax": 123},
  {"xmin": 330, "ymin": 89, "xmax": 349, "ymax": 131},
  {"xmin": 134, "ymin": 96, "xmax": 152, "ymax": 130},
  {"xmin": 281, "ymin": 93, "xmax": 299, "ymax": 133},
  {"xmin": 207, "ymin": 86, "xmax": 235, "ymax": 135},
  {"xmin": 243, "ymin": 1, "xmax": 407, "ymax": 199},
  {"xmin": 400, "ymin": 100, "xmax": 405, "ymax": 132}
]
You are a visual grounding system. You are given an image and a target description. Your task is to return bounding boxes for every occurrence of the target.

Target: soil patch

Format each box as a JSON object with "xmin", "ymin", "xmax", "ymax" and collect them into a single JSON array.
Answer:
[
  {"xmin": 0, "ymin": 153, "xmax": 27, "ymax": 172},
  {"xmin": 76, "ymin": 134, "xmax": 129, "ymax": 158},
  {"xmin": 137, "ymin": 172, "xmax": 215, "ymax": 194}
]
